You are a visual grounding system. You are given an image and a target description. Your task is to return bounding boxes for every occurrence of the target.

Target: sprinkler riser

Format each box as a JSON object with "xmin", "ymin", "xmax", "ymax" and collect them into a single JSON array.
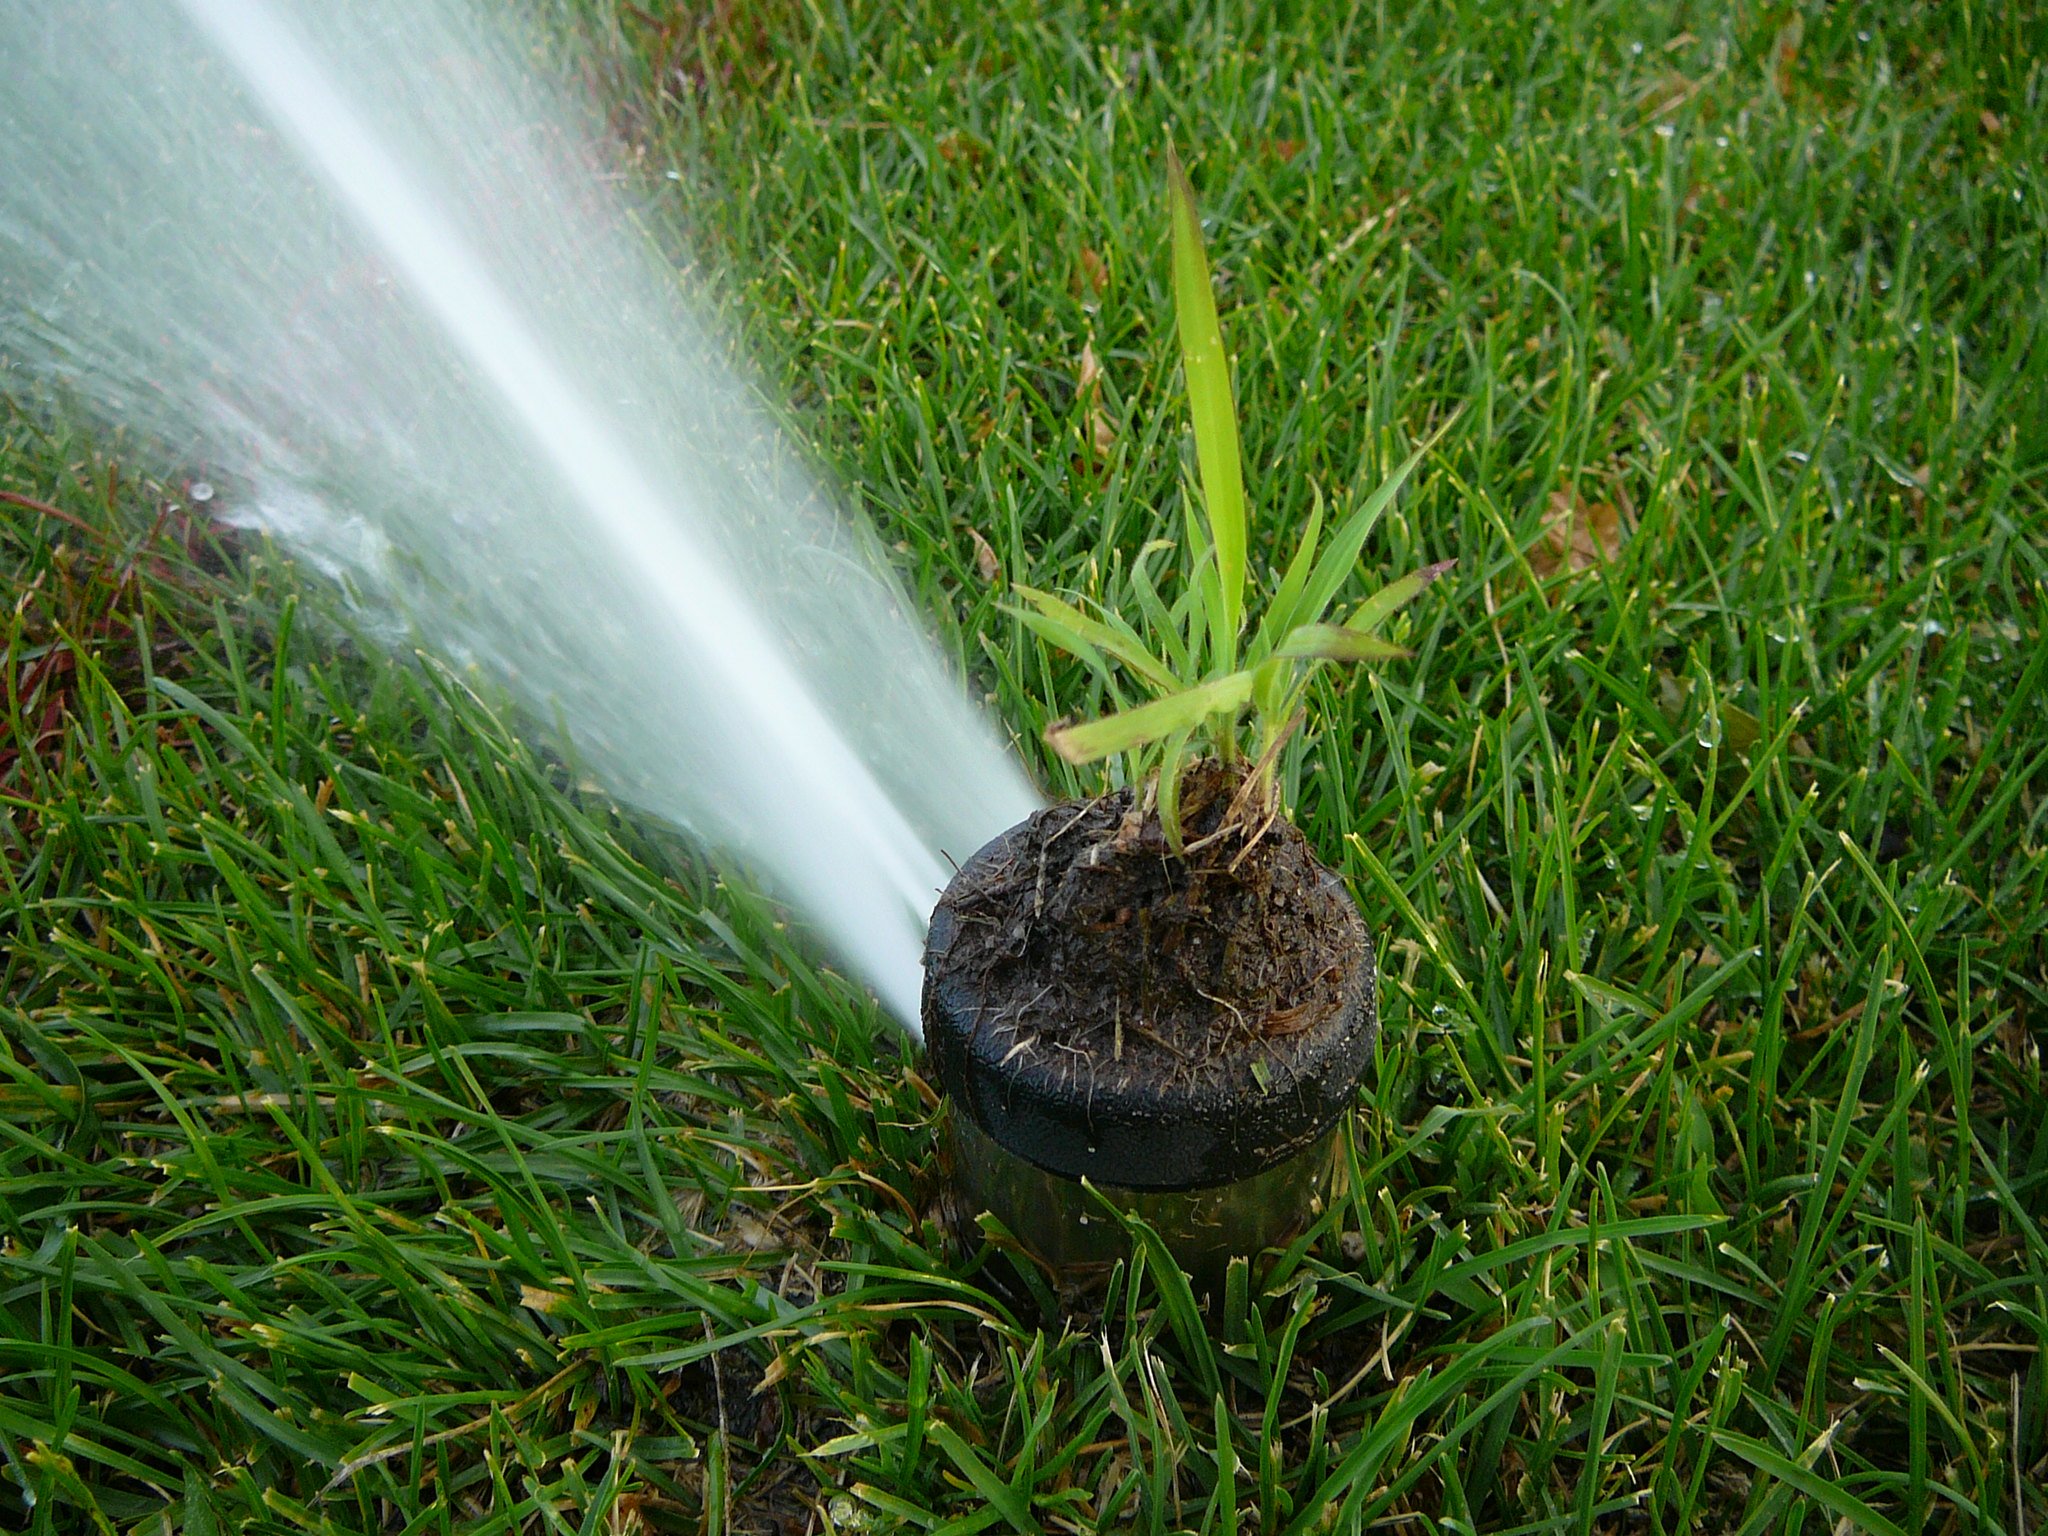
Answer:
[
  {"xmin": 945, "ymin": 1109, "xmax": 1345, "ymax": 1287},
  {"xmin": 923, "ymin": 813, "xmax": 1379, "ymax": 1291}
]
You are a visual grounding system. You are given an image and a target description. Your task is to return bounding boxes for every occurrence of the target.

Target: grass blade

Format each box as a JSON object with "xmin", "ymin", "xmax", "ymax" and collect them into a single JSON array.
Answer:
[{"xmin": 1712, "ymin": 1429, "xmax": 1907, "ymax": 1536}]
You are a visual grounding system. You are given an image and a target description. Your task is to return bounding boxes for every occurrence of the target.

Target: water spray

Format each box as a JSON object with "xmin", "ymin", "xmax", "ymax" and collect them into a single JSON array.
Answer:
[{"xmin": 0, "ymin": 0, "xmax": 1035, "ymax": 1029}]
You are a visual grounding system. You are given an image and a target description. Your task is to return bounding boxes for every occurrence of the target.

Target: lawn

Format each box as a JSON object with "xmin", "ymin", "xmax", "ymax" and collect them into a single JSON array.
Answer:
[{"xmin": 3, "ymin": 1, "xmax": 2045, "ymax": 1531}]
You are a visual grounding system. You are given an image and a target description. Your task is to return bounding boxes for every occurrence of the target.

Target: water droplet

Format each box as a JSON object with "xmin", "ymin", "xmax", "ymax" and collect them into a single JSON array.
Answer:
[
  {"xmin": 1920, "ymin": 618, "xmax": 1946, "ymax": 637},
  {"xmin": 1786, "ymin": 449, "xmax": 1810, "ymax": 464},
  {"xmin": 1857, "ymin": 29, "xmax": 1871, "ymax": 41},
  {"xmin": 1803, "ymin": 270, "xmax": 1817, "ymax": 288},
  {"xmin": 1654, "ymin": 122, "xmax": 1676, "ymax": 139},
  {"xmin": 189, "ymin": 480, "xmax": 214, "ymax": 503},
  {"xmin": 1715, "ymin": 135, "xmax": 1730, "ymax": 148},
  {"xmin": 1696, "ymin": 716, "xmax": 1723, "ymax": 749},
  {"xmin": 1631, "ymin": 41, "xmax": 1643, "ymax": 55}
]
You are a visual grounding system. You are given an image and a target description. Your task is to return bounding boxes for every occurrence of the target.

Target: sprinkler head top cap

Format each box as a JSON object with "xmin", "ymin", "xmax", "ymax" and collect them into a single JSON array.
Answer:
[{"xmin": 922, "ymin": 819, "xmax": 1378, "ymax": 1193}]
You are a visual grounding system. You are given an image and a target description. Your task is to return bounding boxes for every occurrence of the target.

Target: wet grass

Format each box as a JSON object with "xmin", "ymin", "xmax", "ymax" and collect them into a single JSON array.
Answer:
[{"xmin": 3, "ymin": 0, "xmax": 2045, "ymax": 1530}]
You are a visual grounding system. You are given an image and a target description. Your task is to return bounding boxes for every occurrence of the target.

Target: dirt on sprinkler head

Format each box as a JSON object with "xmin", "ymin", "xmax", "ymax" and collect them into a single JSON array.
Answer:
[{"xmin": 929, "ymin": 760, "xmax": 1361, "ymax": 1091}]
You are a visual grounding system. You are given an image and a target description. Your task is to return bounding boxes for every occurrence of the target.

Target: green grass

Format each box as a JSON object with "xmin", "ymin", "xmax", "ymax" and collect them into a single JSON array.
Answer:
[{"xmin": 4, "ymin": 0, "xmax": 2045, "ymax": 1531}]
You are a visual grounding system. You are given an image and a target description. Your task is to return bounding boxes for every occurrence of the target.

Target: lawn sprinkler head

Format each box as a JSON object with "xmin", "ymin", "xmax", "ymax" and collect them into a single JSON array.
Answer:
[{"xmin": 922, "ymin": 802, "xmax": 1378, "ymax": 1297}]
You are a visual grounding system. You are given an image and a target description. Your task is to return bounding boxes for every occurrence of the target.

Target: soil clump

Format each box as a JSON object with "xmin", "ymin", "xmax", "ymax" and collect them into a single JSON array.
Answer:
[{"xmin": 926, "ymin": 760, "xmax": 1360, "ymax": 1093}]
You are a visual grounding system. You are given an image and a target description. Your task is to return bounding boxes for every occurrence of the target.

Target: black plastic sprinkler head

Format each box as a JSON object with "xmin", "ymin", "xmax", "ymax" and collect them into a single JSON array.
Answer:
[{"xmin": 923, "ymin": 807, "xmax": 1378, "ymax": 1296}]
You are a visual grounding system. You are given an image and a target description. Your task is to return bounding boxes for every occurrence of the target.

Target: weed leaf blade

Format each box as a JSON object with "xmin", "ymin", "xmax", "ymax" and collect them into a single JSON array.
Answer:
[
  {"xmin": 1342, "ymin": 559, "xmax": 1456, "ymax": 635},
  {"xmin": 1259, "ymin": 483, "xmax": 1325, "ymax": 660},
  {"xmin": 1291, "ymin": 416, "xmax": 1454, "ymax": 634},
  {"xmin": 1168, "ymin": 148, "xmax": 1246, "ymax": 665},
  {"xmin": 1045, "ymin": 670, "xmax": 1254, "ymax": 762},
  {"xmin": 1006, "ymin": 585, "xmax": 1179, "ymax": 693},
  {"xmin": 1275, "ymin": 625, "xmax": 1409, "ymax": 664}
]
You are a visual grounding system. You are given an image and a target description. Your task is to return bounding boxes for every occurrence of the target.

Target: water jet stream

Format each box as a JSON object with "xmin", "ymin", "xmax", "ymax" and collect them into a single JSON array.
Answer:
[{"xmin": 0, "ymin": 0, "xmax": 1039, "ymax": 1031}]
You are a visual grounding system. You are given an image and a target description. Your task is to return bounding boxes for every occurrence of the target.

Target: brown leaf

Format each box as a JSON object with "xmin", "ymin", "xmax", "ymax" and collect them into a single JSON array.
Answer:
[
  {"xmin": 967, "ymin": 526, "xmax": 1000, "ymax": 584},
  {"xmin": 1077, "ymin": 338, "xmax": 1103, "ymax": 394},
  {"xmin": 724, "ymin": 1211, "xmax": 780, "ymax": 1251},
  {"xmin": 1771, "ymin": 17, "xmax": 1802, "ymax": 94},
  {"xmin": 2000, "ymin": 1011, "xmax": 2039, "ymax": 1071},
  {"xmin": 756, "ymin": 1349, "xmax": 793, "ymax": 1392},
  {"xmin": 935, "ymin": 129, "xmax": 987, "ymax": 167},
  {"xmin": 1528, "ymin": 489, "xmax": 1629, "ymax": 577},
  {"xmin": 1088, "ymin": 408, "xmax": 1114, "ymax": 454},
  {"xmin": 519, "ymin": 1284, "xmax": 569, "ymax": 1314},
  {"xmin": 1718, "ymin": 702, "xmax": 1764, "ymax": 754},
  {"xmin": 1086, "ymin": 405, "xmax": 1116, "ymax": 456},
  {"xmin": 1078, "ymin": 339, "xmax": 1115, "ymax": 456},
  {"xmin": 1639, "ymin": 72, "xmax": 1698, "ymax": 119},
  {"xmin": 1076, "ymin": 245, "xmax": 1109, "ymax": 296}
]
